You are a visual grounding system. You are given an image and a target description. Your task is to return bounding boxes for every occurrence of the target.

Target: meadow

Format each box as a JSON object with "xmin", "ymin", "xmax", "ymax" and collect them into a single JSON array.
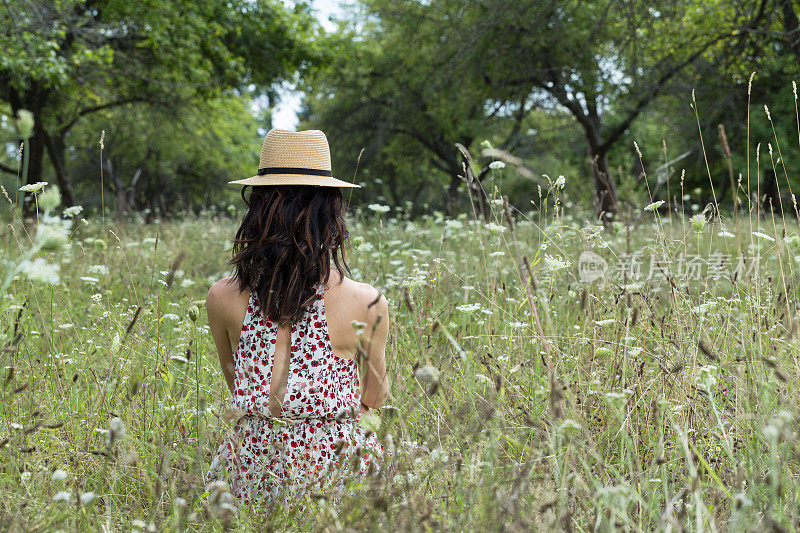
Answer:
[{"xmin": 1, "ymin": 174, "xmax": 799, "ymax": 531}]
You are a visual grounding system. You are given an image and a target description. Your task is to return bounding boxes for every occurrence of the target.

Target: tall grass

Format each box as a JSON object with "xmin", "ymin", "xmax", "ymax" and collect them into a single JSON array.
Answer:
[{"xmin": 2, "ymin": 84, "xmax": 800, "ymax": 530}]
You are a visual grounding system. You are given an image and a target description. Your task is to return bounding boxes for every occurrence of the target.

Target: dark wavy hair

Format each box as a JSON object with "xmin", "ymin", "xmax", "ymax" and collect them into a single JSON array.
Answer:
[{"xmin": 230, "ymin": 185, "xmax": 349, "ymax": 326}]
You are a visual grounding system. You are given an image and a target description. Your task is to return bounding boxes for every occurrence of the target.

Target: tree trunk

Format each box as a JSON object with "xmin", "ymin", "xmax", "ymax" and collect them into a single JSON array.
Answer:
[
  {"xmin": 585, "ymin": 123, "xmax": 619, "ymax": 222},
  {"xmin": 44, "ymin": 132, "xmax": 76, "ymax": 207},
  {"xmin": 22, "ymin": 113, "xmax": 48, "ymax": 217},
  {"xmin": 446, "ymin": 172, "xmax": 462, "ymax": 215},
  {"xmin": 104, "ymin": 158, "xmax": 130, "ymax": 219},
  {"xmin": 780, "ymin": 0, "xmax": 800, "ymax": 65},
  {"xmin": 591, "ymin": 152, "xmax": 619, "ymax": 221}
]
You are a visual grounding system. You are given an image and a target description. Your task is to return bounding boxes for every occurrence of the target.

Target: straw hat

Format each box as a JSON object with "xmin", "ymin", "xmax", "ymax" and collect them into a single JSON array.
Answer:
[{"xmin": 229, "ymin": 129, "xmax": 360, "ymax": 188}]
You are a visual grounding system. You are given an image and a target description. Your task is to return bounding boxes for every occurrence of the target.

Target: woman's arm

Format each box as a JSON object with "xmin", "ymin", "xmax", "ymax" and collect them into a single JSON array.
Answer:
[
  {"xmin": 207, "ymin": 281, "xmax": 236, "ymax": 395},
  {"xmin": 359, "ymin": 293, "xmax": 390, "ymax": 409}
]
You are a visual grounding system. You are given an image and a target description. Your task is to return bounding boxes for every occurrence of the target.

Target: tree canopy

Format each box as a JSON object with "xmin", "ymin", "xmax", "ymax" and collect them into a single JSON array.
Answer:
[
  {"xmin": 0, "ymin": 0, "xmax": 322, "ymax": 212},
  {"xmin": 4, "ymin": 0, "xmax": 800, "ymax": 218}
]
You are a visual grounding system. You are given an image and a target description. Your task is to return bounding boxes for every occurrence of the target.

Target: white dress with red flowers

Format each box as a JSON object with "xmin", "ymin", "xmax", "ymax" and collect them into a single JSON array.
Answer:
[{"xmin": 205, "ymin": 281, "xmax": 383, "ymax": 511}]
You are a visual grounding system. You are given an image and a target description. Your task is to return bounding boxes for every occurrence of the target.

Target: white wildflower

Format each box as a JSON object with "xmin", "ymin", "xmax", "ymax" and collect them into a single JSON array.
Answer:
[
  {"xmin": 489, "ymin": 161, "xmax": 506, "ymax": 170},
  {"xmin": 63, "ymin": 205, "xmax": 84, "ymax": 218},
  {"xmin": 456, "ymin": 303, "xmax": 481, "ymax": 313},
  {"xmin": 51, "ymin": 469, "xmax": 68, "ymax": 481},
  {"xmin": 87, "ymin": 264, "xmax": 108, "ymax": 276},
  {"xmin": 161, "ymin": 313, "xmax": 180, "ymax": 321},
  {"xmin": 752, "ymin": 231, "xmax": 775, "ymax": 242},
  {"xmin": 445, "ymin": 219, "xmax": 463, "ymax": 230},
  {"xmin": 763, "ymin": 424, "xmax": 781, "ymax": 443},
  {"xmin": 207, "ymin": 480, "xmax": 238, "ymax": 519},
  {"xmin": 20, "ymin": 471, "xmax": 31, "ymax": 481},
  {"xmin": 543, "ymin": 254, "xmax": 571, "ymax": 271},
  {"xmin": 19, "ymin": 181, "xmax": 48, "ymax": 194},
  {"xmin": 644, "ymin": 200, "xmax": 664, "ymax": 212},
  {"xmin": 554, "ymin": 175, "xmax": 566, "ymax": 189},
  {"xmin": 485, "ymin": 222, "xmax": 506, "ymax": 233},
  {"xmin": 90, "ymin": 293, "xmax": 102, "ymax": 303},
  {"xmin": 367, "ymin": 204, "xmax": 391, "ymax": 214}
]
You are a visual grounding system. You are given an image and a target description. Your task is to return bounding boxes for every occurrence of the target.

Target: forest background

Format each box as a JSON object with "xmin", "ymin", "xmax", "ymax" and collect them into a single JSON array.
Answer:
[{"xmin": 2, "ymin": 0, "xmax": 799, "ymax": 220}]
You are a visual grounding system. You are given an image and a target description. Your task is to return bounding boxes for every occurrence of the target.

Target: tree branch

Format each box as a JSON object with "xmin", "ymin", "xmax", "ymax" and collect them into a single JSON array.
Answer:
[
  {"xmin": 58, "ymin": 97, "xmax": 146, "ymax": 135},
  {"xmin": 0, "ymin": 161, "xmax": 19, "ymax": 175},
  {"xmin": 599, "ymin": 35, "xmax": 726, "ymax": 153}
]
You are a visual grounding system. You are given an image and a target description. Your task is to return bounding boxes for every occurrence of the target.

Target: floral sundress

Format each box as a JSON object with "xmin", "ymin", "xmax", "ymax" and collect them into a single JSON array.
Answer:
[{"xmin": 205, "ymin": 281, "xmax": 384, "ymax": 511}]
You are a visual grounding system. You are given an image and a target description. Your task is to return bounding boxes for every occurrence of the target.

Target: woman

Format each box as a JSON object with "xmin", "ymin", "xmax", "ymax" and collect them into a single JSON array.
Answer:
[{"xmin": 204, "ymin": 129, "xmax": 390, "ymax": 513}]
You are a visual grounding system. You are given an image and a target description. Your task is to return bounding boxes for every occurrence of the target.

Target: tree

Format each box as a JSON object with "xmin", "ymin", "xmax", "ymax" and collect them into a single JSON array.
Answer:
[
  {"xmin": 67, "ymin": 96, "xmax": 261, "ymax": 217},
  {"xmin": 300, "ymin": 0, "xmax": 536, "ymax": 213},
  {"xmin": 0, "ymin": 0, "xmax": 319, "ymax": 211},
  {"xmin": 457, "ymin": 0, "xmax": 766, "ymax": 220}
]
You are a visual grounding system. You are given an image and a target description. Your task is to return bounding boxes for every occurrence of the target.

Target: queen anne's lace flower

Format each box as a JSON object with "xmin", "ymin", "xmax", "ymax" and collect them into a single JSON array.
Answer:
[
  {"xmin": 367, "ymin": 204, "xmax": 390, "ymax": 213},
  {"xmin": 18, "ymin": 181, "xmax": 48, "ymax": 194}
]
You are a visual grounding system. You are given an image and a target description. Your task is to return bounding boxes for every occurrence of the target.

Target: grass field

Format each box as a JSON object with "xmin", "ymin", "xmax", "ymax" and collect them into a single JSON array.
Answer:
[{"xmin": 1, "ymin": 179, "xmax": 799, "ymax": 531}]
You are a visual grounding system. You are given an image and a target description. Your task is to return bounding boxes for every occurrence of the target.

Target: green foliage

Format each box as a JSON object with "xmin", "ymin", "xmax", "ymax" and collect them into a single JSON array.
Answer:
[
  {"xmin": 0, "ymin": 0, "xmax": 322, "ymax": 209},
  {"xmin": 68, "ymin": 96, "xmax": 261, "ymax": 214}
]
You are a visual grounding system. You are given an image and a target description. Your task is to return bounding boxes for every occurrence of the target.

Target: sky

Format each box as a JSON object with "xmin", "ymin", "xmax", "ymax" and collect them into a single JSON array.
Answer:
[{"xmin": 271, "ymin": 0, "xmax": 346, "ymax": 130}]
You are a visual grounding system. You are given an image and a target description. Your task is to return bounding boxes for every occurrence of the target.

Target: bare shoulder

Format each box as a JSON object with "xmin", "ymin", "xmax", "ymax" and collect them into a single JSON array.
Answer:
[
  {"xmin": 206, "ymin": 276, "xmax": 245, "ymax": 314},
  {"xmin": 334, "ymin": 275, "xmax": 389, "ymax": 320}
]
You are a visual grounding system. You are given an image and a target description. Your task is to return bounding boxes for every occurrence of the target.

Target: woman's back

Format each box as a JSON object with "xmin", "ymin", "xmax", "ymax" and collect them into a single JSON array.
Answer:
[
  {"xmin": 205, "ymin": 273, "xmax": 388, "ymax": 510},
  {"xmin": 206, "ymin": 271, "xmax": 389, "ymax": 418}
]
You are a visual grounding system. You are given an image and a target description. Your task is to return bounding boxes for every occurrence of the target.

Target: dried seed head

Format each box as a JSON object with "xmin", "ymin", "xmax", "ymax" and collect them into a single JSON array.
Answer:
[
  {"xmin": 207, "ymin": 480, "xmax": 238, "ymax": 519},
  {"xmin": 108, "ymin": 417, "xmax": 126, "ymax": 447},
  {"xmin": 414, "ymin": 365, "xmax": 440, "ymax": 386},
  {"xmin": 718, "ymin": 124, "xmax": 731, "ymax": 159}
]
